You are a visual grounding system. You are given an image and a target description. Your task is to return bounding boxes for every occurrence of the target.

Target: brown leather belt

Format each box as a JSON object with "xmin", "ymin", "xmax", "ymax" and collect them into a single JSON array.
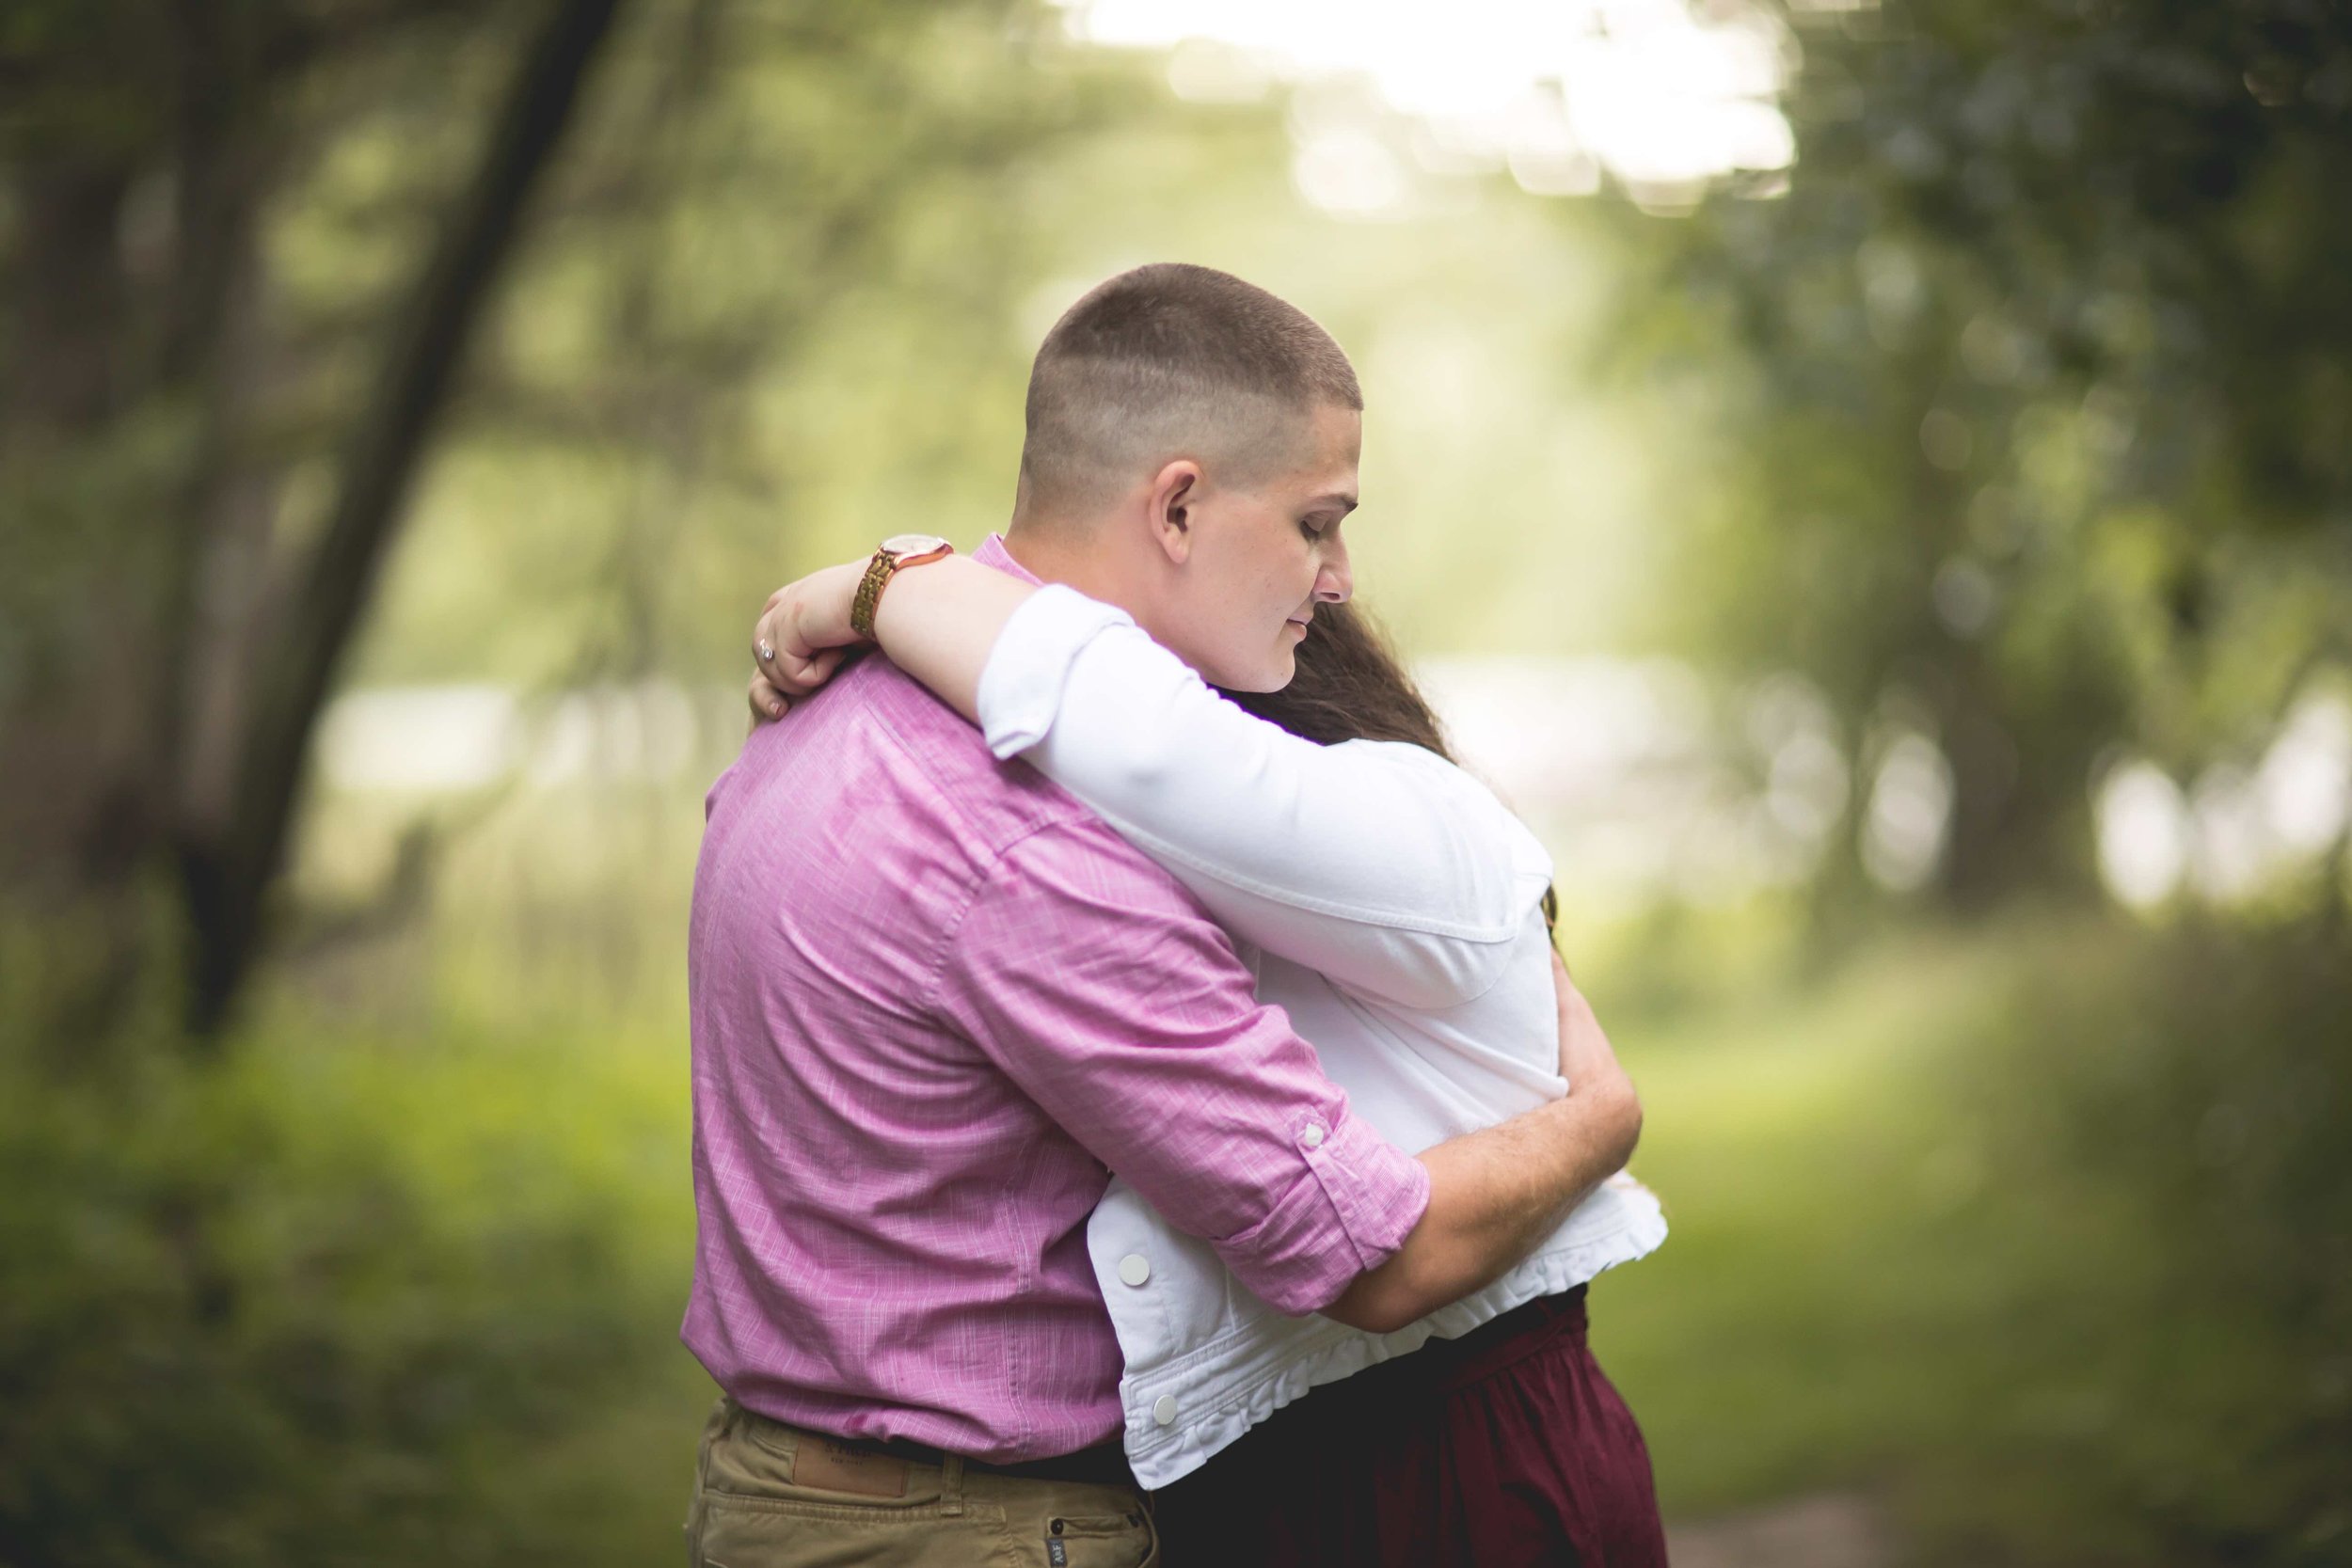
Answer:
[{"xmin": 832, "ymin": 1433, "xmax": 1137, "ymax": 1491}]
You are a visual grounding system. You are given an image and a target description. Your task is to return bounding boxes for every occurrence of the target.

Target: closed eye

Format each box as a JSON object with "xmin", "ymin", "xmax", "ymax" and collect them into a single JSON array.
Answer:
[{"xmin": 1298, "ymin": 491, "xmax": 1358, "ymax": 543}]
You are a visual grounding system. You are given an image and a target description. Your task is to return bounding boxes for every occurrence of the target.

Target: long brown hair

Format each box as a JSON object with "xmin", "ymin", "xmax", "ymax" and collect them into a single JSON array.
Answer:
[
  {"xmin": 1219, "ymin": 602, "xmax": 1561, "ymax": 940},
  {"xmin": 1220, "ymin": 600, "xmax": 1454, "ymax": 758}
]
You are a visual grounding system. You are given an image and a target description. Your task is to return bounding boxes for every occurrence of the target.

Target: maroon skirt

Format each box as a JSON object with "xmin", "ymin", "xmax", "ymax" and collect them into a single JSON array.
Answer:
[{"xmin": 1150, "ymin": 1287, "xmax": 1667, "ymax": 1568}]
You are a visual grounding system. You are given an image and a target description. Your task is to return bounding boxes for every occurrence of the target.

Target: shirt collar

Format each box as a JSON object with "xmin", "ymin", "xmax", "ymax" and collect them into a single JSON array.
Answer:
[{"xmin": 972, "ymin": 531, "xmax": 1041, "ymax": 587}]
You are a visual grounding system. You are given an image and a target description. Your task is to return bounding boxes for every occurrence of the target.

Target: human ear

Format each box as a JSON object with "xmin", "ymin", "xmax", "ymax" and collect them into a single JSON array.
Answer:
[{"xmin": 1147, "ymin": 459, "xmax": 1200, "ymax": 564}]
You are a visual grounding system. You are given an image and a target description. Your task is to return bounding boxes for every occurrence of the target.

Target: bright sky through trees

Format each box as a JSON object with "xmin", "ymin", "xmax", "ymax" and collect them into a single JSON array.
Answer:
[{"xmin": 1057, "ymin": 0, "xmax": 1797, "ymax": 211}]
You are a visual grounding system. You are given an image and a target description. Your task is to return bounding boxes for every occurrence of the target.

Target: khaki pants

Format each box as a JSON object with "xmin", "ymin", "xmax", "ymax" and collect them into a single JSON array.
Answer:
[{"xmin": 685, "ymin": 1397, "xmax": 1159, "ymax": 1568}]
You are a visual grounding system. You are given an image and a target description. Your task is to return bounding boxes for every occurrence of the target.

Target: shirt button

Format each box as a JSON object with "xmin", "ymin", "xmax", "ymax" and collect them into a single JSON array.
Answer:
[
  {"xmin": 1152, "ymin": 1395, "xmax": 1178, "ymax": 1427},
  {"xmin": 1118, "ymin": 1253, "xmax": 1152, "ymax": 1288},
  {"xmin": 1300, "ymin": 1123, "xmax": 1326, "ymax": 1150}
]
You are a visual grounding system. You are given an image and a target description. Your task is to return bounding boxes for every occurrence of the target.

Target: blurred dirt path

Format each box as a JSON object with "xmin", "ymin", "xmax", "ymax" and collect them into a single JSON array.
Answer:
[{"xmin": 1666, "ymin": 1492, "xmax": 1896, "ymax": 1568}]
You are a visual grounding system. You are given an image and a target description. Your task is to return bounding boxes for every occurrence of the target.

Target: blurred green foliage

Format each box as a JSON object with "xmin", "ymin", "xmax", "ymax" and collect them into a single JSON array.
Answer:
[
  {"xmin": 0, "ymin": 1000, "xmax": 692, "ymax": 1566},
  {"xmin": 1605, "ymin": 910, "xmax": 2352, "ymax": 1565},
  {"xmin": 1639, "ymin": 0, "xmax": 2352, "ymax": 909},
  {"xmin": 4, "ymin": 0, "xmax": 2350, "ymax": 1563}
]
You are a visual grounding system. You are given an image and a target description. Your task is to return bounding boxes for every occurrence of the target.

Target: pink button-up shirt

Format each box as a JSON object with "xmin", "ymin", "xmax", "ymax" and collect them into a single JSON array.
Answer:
[{"xmin": 681, "ymin": 535, "xmax": 1431, "ymax": 1462}]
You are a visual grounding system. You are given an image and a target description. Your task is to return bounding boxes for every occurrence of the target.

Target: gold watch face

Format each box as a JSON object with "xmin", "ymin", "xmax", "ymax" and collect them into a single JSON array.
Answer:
[{"xmin": 881, "ymin": 532, "xmax": 951, "ymax": 560}]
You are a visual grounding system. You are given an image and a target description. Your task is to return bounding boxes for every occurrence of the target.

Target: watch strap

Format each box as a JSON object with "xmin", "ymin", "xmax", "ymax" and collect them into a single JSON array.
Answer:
[
  {"xmin": 850, "ymin": 546, "xmax": 896, "ymax": 641},
  {"xmin": 850, "ymin": 537, "xmax": 954, "ymax": 641}
]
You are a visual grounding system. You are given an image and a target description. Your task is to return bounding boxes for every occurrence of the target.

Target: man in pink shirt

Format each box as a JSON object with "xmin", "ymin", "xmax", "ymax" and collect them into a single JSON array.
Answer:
[{"xmin": 683, "ymin": 263, "xmax": 1645, "ymax": 1568}]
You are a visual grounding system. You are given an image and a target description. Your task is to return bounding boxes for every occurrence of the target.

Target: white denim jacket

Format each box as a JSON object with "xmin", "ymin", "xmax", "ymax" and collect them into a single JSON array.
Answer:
[{"xmin": 975, "ymin": 583, "xmax": 1668, "ymax": 1490}]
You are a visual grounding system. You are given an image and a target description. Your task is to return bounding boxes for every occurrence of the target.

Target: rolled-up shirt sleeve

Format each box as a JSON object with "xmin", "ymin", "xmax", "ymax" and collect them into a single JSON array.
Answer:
[{"xmin": 926, "ymin": 820, "xmax": 1430, "ymax": 1314}]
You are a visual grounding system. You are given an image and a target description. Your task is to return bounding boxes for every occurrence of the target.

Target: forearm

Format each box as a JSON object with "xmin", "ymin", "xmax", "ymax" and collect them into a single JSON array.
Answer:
[
  {"xmin": 1323, "ymin": 1072, "xmax": 1642, "ymax": 1334},
  {"xmin": 863, "ymin": 556, "xmax": 1036, "ymax": 721}
]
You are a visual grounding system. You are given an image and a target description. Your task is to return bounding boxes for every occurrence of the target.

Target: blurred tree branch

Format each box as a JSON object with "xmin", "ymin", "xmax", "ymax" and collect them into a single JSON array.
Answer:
[
  {"xmin": 183, "ymin": 0, "xmax": 625, "ymax": 1034},
  {"xmin": 0, "ymin": 0, "xmax": 626, "ymax": 1040}
]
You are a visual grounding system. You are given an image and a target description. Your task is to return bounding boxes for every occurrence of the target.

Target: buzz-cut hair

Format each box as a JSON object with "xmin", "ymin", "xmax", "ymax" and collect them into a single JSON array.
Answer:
[{"xmin": 1016, "ymin": 263, "xmax": 1361, "ymax": 518}]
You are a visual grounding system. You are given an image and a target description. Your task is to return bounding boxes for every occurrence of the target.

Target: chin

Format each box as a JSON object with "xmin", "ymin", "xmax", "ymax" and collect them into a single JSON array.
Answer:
[{"xmin": 1220, "ymin": 650, "xmax": 1295, "ymax": 695}]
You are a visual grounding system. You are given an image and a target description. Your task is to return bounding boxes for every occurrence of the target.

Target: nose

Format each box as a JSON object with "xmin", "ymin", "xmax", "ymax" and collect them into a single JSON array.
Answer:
[{"xmin": 1315, "ymin": 533, "xmax": 1352, "ymax": 605}]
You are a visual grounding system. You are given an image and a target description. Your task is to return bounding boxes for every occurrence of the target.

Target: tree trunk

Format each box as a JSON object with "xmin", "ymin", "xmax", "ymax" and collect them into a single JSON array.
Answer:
[
  {"xmin": 179, "ymin": 0, "xmax": 626, "ymax": 1037},
  {"xmin": 0, "ymin": 161, "xmax": 153, "ymax": 904}
]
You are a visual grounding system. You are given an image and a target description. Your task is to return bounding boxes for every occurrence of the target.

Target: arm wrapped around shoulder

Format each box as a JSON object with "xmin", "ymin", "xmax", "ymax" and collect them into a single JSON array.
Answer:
[
  {"xmin": 927, "ymin": 821, "xmax": 1436, "ymax": 1318},
  {"xmin": 1324, "ymin": 955, "xmax": 1642, "ymax": 1334},
  {"xmin": 978, "ymin": 586, "xmax": 1556, "ymax": 1010}
]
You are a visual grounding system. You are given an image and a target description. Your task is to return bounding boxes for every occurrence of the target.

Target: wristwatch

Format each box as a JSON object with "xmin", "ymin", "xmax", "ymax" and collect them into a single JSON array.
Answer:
[{"xmin": 850, "ymin": 533, "xmax": 955, "ymax": 641}]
